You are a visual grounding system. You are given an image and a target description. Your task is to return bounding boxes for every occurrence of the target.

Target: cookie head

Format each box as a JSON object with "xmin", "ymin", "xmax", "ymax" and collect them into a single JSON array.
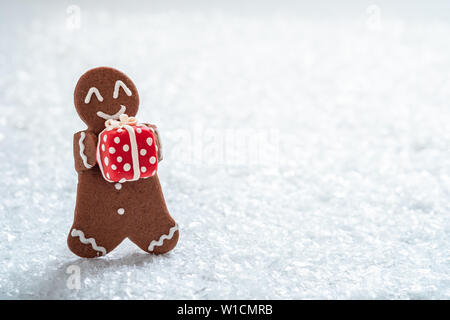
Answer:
[{"xmin": 74, "ymin": 67, "xmax": 140, "ymax": 132}]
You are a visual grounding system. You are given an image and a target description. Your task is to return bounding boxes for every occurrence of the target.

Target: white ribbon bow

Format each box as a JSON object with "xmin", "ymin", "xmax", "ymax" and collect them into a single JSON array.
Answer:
[{"xmin": 105, "ymin": 114, "xmax": 137, "ymax": 129}]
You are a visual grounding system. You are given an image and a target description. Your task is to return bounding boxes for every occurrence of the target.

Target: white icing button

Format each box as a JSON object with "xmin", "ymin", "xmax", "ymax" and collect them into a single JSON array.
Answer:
[
  {"xmin": 114, "ymin": 137, "xmax": 120, "ymax": 144},
  {"xmin": 146, "ymin": 138, "xmax": 153, "ymax": 146},
  {"xmin": 104, "ymin": 157, "xmax": 109, "ymax": 166},
  {"xmin": 141, "ymin": 166, "xmax": 147, "ymax": 173},
  {"xmin": 117, "ymin": 208, "xmax": 125, "ymax": 215},
  {"xmin": 149, "ymin": 156, "xmax": 156, "ymax": 164},
  {"xmin": 123, "ymin": 144, "xmax": 130, "ymax": 152},
  {"xmin": 103, "ymin": 135, "xmax": 107, "ymax": 142},
  {"xmin": 119, "ymin": 178, "xmax": 126, "ymax": 183},
  {"xmin": 140, "ymin": 149, "xmax": 147, "ymax": 156},
  {"xmin": 111, "ymin": 164, "xmax": 117, "ymax": 170},
  {"xmin": 117, "ymin": 156, "xmax": 123, "ymax": 163},
  {"xmin": 123, "ymin": 163, "xmax": 131, "ymax": 171},
  {"xmin": 101, "ymin": 144, "xmax": 105, "ymax": 151},
  {"xmin": 114, "ymin": 183, "xmax": 122, "ymax": 190},
  {"xmin": 136, "ymin": 128, "xmax": 142, "ymax": 133}
]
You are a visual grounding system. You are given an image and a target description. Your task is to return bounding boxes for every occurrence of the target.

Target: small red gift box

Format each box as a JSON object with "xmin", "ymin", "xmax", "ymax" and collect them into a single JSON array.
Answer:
[{"xmin": 96, "ymin": 115, "xmax": 158, "ymax": 183}]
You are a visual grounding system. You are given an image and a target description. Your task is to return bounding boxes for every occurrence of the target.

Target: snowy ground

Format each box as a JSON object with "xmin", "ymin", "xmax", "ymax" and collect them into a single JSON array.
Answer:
[{"xmin": 1, "ymin": 1, "xmax": 450, "ymax": 299}]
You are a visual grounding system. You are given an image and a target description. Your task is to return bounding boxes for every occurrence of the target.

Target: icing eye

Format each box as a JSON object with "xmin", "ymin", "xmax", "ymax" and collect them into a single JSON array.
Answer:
[
  {"xmin": 84, "ymin": 87, "xmax": 104, "ymax": 104},
  {"xmin": 113, "ymin": 80, "xmax": 132, "ymax": 99}
]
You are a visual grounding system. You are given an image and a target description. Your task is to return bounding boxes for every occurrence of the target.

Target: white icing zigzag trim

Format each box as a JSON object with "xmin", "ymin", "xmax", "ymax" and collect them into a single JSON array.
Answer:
[
  {"xmin": 85, "ymin": 87, "xmax": 103, "ymax": 104},
  {"xmin": 113, "ymin": 80, "xmax": 132, "ymax": 99},
  {"xmin": 79, "ymin": 132, "xmax": 93, "ymax": 169},
  {"xmin": 148, "ymin": 224, "xmax": 179, "ymax": 252},
  {"xmin": 71, "ymin": 228, "xmax": 107, "ymax": 256}
]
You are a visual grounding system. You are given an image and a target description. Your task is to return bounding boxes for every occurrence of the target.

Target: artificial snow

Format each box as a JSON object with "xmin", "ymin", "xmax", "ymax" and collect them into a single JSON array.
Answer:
[{"xmin": 0, "ymin": 2, "xmax": 449, "ymax": 299}]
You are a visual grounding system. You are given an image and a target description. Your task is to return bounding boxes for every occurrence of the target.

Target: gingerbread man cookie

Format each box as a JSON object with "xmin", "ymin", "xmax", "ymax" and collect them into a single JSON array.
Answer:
[{"xmin": 68, "ymin": 67, "xmax": 179, "ymax": 258}]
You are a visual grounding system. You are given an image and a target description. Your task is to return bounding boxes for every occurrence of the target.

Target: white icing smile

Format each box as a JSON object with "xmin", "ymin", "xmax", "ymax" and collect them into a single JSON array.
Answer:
[{"xmin": 97, "ymin": 104, "xmax": 126, "ymax": 120}]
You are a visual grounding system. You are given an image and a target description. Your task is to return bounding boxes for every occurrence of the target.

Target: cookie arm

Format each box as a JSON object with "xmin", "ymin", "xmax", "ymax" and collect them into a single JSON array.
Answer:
[
  {"xmin": 74, "ymin": 131, "xmax": 98, "ymax": 172},
  {"xmin": 141, "ymin": 123, "xmax": 163, "ymax": 161}
]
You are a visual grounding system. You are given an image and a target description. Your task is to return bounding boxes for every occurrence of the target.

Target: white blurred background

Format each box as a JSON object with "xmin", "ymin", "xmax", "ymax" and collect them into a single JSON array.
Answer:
[{"xmin": 0, "ymin": 0, "xmax": 449, "ymax": 299}]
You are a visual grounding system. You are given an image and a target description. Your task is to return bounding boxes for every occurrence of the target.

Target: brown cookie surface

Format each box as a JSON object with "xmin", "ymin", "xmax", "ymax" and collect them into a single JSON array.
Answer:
[
  {"xmin": 68, "ymin": 67, "xmax": 178, "ymax": 258},
  {"xmin": 74, "ymin": 67, "xmax": 140, "ymax": 134}
]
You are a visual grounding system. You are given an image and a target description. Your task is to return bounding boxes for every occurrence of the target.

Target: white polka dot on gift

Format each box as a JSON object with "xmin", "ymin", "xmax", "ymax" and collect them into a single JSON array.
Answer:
[
  {"xmin": 123, "ymin": 144, "xmax": 129, "ymax": 152},
  {"xmin": 104, "ymin": 157, "xmax": 109, "ymax": 166},
  {"xmin": 117, "ymin": 156, "xmax": 123, "ymax": 163},
  {"xmin": 109, "ymin": 147, "xmax": 116, "ymax": 154},
  {"xmin": 141, "ymin": 166, "xmax": 147, "ymax": 173},
  {"xmin": 123, "ymin": 163, "xmax": 131, "ymax": 171},
  {"xmin": 149, "ymin": 156, "xmax": 156, "ymax": 164},
  {"xmin": 114, "ymin": 137, "xmax": 120, "ymax": 144},
  {"xmin": 140, "ymin": 149, "xmax": 147, "ymax": 156},
  {"xmin": 146, "ymin": 137, "xmax": 153, "ymax": 146}
]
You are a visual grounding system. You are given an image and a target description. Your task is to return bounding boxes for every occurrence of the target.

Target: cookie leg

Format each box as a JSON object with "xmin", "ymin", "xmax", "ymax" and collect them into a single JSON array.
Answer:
[
  {"xmin": 148, "ymin": 223, "xmax": 179, "ymax": 255},
  {"xmin": 67, "ymin": 226, "xmax": 124, "ymax": 258},
  {"xmin": 128, "ymin": 216, "xmax": 179, "ymax": 255}
]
